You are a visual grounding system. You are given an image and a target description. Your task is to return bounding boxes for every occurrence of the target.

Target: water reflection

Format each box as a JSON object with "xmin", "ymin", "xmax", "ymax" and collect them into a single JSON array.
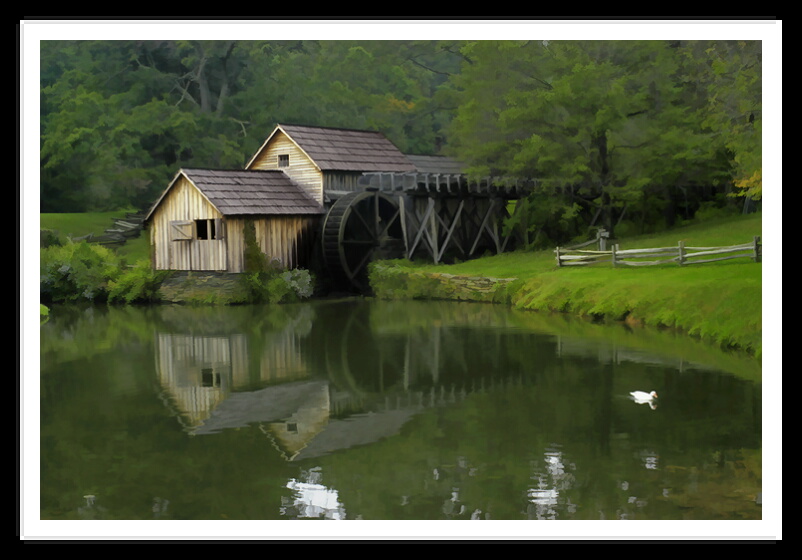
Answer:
[
  {"xmin": 527, "ymin": 446, "xmax": 576, "ymax": 520},
  {"xmin": 153, "ymin": 299, "xmax": 740, "ymax": 463},
  {"xmin": 282, "ymin": 468, "xmax": 346, "ymax": 519},
  {"xmin": 39, "ymin": 300, "xmax": 762, "ymax": 522}
]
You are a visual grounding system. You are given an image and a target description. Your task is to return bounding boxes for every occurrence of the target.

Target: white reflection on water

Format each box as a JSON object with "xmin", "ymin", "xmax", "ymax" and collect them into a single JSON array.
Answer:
[
  {"xmin": 281, "ymin": 467, "xmax": 346, "ymax": 520},
  {"xmin": 640, "ymin": 450, "xmax": 659, "ymax": 470},
  {"xmin": 527, "ymin": 447, "xmax": 575, "ymax": 519}
]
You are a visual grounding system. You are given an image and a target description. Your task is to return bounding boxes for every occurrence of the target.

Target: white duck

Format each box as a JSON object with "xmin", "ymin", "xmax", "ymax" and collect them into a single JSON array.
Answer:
[{"xmin": 630, "ymin": 390, "xmax": 658, "ymax": 408}]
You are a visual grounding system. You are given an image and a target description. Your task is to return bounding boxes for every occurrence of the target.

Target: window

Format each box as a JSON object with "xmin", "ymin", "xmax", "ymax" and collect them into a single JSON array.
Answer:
[
  {"xmin": 195, "ymin": 219, "xmax": 224, "ymax": 240},
  {"xmin": 278, "ymin": 154, "xmax": 289, "ymax": 168},
  {"xmin": 195, "ymin": 219, "xmax": 215, "ymax": 240},
  {"xmin": 171, "ymin": 219, "xmax": 224, "ymax": 240},
  {"xmin": 201, "ymin": 368, "xmax": 221, "ymax": 388}
]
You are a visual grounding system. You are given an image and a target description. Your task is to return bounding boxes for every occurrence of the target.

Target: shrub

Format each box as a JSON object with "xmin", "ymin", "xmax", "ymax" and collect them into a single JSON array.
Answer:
[
  {"xmin": 40, "ymin": 229, "xmax": 63, "ymax": 248},
  {"xmin": 40, "ymin": 241, "xmax": 122, "ymax": 303},
  {"xmin": 242, "ymin": 267, "xmax": 315, "ymax": 304},
  {"xmin": 108, "ymin": 260, "xmax": 170, "ymax": 304},
  {"xmin": 240, "ymin": 218, "xmax": 315, "ymax": 303}
]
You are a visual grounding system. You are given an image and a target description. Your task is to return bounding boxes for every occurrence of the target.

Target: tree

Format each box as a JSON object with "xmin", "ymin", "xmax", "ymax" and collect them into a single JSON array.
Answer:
[
  {"xmin": 447, "ymin": 40, "xmax": 735, "ymax": 244},
  {"xmin": 40, "ymin": 41, "xmax": 246, "ymax": 212},
  {"xmin": 676, "ymin": 40, "xmax": 762, "ymax": 200},
  {"xmin": 39, "ymin": 40, "xmax": 466, "ymax": 212}
]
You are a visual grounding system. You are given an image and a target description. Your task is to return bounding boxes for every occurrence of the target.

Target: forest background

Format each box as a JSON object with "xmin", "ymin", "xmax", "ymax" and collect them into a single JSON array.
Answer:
[{"xmin": 30, "ymin": 21, "xmax": 774, "ymax": 247}]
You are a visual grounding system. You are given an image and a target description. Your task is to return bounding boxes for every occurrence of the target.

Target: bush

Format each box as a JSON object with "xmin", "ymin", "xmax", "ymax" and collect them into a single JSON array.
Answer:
[
  {"xmin": 693, "ymin": 200, "xmax": 741, "ymax": 222},
  {"xmin": 242, "ymin": 268, "xmax": 315, "ymax": 304},
  {"xmin": 40, "ymin": 229, "xmax": 63, "ymax": 248},
  {"xmin": 108, "ymin": 260, "xmax": 170, "ymax": 304},
  {"xmin": 40, "ymin": 241, "xmax": 123, "ymax": 303},
  {"xmin": 240, "ymin": 219, "xmax": 315, "ymax": 303}
]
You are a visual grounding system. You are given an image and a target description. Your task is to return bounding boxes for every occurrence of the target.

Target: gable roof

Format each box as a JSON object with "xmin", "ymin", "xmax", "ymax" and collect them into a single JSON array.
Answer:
[
  {"xmin": 146, "ymin": 168, "xmax": 324, "ymax": 221},
  {"xmin": 247, "ymin": 123, "xmax": 418, "ymax": 173}
]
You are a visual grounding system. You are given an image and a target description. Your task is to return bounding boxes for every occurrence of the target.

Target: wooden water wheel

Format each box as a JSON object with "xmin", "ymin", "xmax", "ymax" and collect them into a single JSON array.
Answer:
[{"xmin": 321, "ymin": 190, "xmax": 404, "ymax": 291}]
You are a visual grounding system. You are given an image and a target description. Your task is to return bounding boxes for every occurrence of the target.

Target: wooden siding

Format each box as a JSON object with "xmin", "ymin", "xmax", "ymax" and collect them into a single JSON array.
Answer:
[
  {"xmin": 225, "ymin": 215, "xmax": 319, "ymax": 272},
  {"xmin": 246, "ymin": 131, "xmax": 324, "ymax": 205},
  {"xmin": 323, "ymin": 171, "xmax": 368, "ymax": 193},
  {"xmin": 150, "ymin": 176, "xmax": 228, "ymax": 271}
]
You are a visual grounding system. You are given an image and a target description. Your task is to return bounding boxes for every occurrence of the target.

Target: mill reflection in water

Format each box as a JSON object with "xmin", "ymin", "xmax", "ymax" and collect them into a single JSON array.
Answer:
[{"xmin": 39, "ymin": 299, "xmax": 762, "ymax": 524}]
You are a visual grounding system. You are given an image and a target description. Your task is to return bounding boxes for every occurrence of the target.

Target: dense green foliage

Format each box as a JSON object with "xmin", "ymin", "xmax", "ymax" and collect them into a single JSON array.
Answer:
[
  {"xmin": 40, "ymin": 241, "xmax": 168, "ymax": 304},
  {"xmin": 240, "ymin": 268, "xmax": 315, "ymax": 305},
  {"xmin": 447, "ymin": 40, "xmax": 761, "ymax": 245},
  {"xmin": 40, "ymin": 40, "xmax": 461, "ymax": 213},
  {"xmin": 107, "ymin": 260, "xmax": 170, "ymax": 304},
  {"xmin": 41, "ymin": 39, "xmax": 761, "ymax": 246},
  {"xmin": 40, "ymin": 241, "xmax": 122, "ymax": 303}
]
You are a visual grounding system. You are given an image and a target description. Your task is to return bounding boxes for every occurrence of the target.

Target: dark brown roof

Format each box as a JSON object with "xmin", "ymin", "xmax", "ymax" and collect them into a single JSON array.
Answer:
[
  {"xmin": 147, "ymin": 169, "xmax": 324, "ymax": 220},
  {"xmin": 188, "ymin": 168, "xmax": 324, "ymax": 215},
  {"xmin": 261, "ymin": 124, "xmax": 418, "ymax": 173}
]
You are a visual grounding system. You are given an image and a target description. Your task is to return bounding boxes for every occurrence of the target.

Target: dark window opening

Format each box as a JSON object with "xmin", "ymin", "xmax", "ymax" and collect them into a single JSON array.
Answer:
[
  {"xmin": 195, "ymin": 219, "xmax": 217, "ymax": 240},
  {"xmin": 278, "ymin": 154, "xmax": 289, "ymax": 168},
  {"xmin": 201, "ymin": 368, "xmax": 221, "ymax": 387}
]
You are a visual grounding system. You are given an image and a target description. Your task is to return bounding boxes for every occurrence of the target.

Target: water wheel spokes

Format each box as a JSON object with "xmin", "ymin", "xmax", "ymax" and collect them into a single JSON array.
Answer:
[{"xmin": 322, "ymin": 191, "xmax": 403, "ymax": 291}]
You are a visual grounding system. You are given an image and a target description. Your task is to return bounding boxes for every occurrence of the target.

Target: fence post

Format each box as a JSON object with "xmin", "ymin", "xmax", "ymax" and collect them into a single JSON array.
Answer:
[
  {"xmin": 556, "ymin": 246, "xmax": 562, "ymax": 267},
  {"xmin": 678, "ymin": 240, "xmax": 685, "ymax": 266},
  {"xmin": 611, "ymin": 243, "xmax": 618, "ymax": 268},
  {"xmin": 753, "ymin": 235, "xmax": 762, "ymax": 263}
]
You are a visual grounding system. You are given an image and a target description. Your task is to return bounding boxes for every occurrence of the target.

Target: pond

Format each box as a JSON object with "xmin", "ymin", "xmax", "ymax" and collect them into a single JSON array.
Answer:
[{"xmin": 32, "ymin": 299, "xmax": 766, "ymax": 539}]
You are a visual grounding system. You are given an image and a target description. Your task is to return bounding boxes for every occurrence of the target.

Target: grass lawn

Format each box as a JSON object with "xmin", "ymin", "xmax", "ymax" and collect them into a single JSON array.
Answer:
[
  {"xmin": 420, "ymin": 213, "xmax": 762, "ymax": 278},
  {"xmin": 40, "ymin": 211, "xmax": 134, "ymax": 239},
  {"xmin": 41, "ymin": 211, "xmax": 151, "ymax": 263},
  {"xmin": 377, "ymin": 213, "xmax": 764, "ymax": 357}
]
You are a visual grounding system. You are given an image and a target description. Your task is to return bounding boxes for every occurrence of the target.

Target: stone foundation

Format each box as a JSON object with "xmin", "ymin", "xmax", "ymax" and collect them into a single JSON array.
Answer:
[
  {"xmin": 157, "ymin": 271, "xmax": 249, "ymax": 304},
  {"xmin": 369, "ymin": 264, "xmax": 518, "ymax": 303}
]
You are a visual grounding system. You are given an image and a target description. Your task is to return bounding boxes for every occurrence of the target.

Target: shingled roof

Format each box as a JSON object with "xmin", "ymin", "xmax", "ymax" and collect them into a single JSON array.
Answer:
[
  {"xmin": 250, "ymin": 124, "xmax": 418, "ymax": 173},
  {"xmin": 405, "ymin": 154, "xmax": 466, "ymax": 175},
  {"xmin": 146, "ymin": 168, "xmax": 324, "ymax": 220}
]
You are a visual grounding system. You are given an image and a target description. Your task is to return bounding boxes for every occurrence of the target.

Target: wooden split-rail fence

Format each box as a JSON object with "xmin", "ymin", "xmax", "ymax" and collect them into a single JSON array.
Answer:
[
  {"xmin": 555, "ymin": 231, "xmax": 761, "ymax": 268},
  {"xmin": 72, "ymin": 212, "xmax": 146, "ymax": 247}
]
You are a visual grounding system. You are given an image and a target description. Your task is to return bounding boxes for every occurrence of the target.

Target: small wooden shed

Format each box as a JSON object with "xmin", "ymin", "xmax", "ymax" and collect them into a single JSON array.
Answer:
[
  {"xmin": 245, "ymin": 123, "xmax": 418, "ymax": 204},
  {"xmin": 145, "ymin": 168, "xmax": 324, "ymax": 272}
]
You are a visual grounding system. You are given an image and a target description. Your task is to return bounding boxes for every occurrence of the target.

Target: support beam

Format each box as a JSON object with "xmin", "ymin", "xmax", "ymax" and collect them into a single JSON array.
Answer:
[
  {"xmin": 408, "ymin": 197, "xmax": 436, "ymax": 260},
  {"xmin": 437, "ymin": 199, "xmax": 465, "ymax": 262},
  {"xmin": 399, "ymin": 196, "xmax": 409, "ymax": 257},
  {"xmin": 470, "ymin": 199, "xmax": 497, "ymax": 256}
]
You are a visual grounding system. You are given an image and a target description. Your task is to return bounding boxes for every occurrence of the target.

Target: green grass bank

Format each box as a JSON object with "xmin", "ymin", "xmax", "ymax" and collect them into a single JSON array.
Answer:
[
  {"xmin": 369, "ymin": 214, "xmax": 763, "ymax": 358},
  {"xmin": 39, "ymin": 211, "xmax": 763, "ymax": 357},
  {"xmin": 40, "ymin": 210, "xmax": 151, "ymax": 263}
]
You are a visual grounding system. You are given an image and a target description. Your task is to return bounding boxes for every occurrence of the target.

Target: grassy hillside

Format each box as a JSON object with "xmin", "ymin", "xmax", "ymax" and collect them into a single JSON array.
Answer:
[
  {"xmin": 40, "ymin": 211, "xmax": 151, "ymax": 263},
  {"xmin": 373, "ymin": 213, "xmax": 764, "ymax": 357},
  {"xmin": 40, "ymin": 211, "xmax": 130, "ymax": 238},
  {"xmin": 410, "ymin": 213, "xmax": 762, "ymax": 278}
]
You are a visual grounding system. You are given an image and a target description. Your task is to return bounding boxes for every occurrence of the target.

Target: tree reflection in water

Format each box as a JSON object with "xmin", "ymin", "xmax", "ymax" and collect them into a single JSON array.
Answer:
[{"xmin": 37, "ymin": 300, "xmax": 762, "ymax": 526}]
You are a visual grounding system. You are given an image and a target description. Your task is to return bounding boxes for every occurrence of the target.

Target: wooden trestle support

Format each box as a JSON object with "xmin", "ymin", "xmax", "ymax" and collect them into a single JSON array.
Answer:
[{"xmin": 321, "ymin": 172, "xmax": 534, "ymax": 291}]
